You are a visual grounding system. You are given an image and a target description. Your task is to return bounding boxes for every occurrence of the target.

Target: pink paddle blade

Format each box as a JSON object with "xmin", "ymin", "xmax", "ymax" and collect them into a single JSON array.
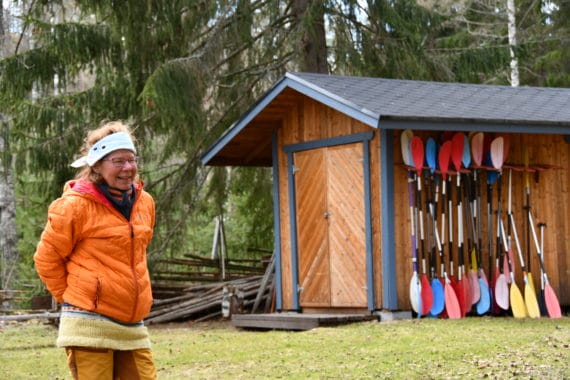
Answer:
[
  {"xmin": 445, "ymin": 286, "xmax": 462, "ymax": 319},
  {"xmin": 469, "ymin": 270, "xmax": 481, "ymax": 305},
  {"xmin": 490, "ymin": 137, "xmax": 504, "ymax": 169},
  {"xmin": 453, "ymin": 279, "xmax": 466, "ymax": 317},
  {"xmin": 470, "ymin": 132, "xmax": 484, "ymax": 167},
  {"xmin": 544, "ymin": 285, "xmax": 562, "ymax": 318},
  {"xmin": 479, "ymin": 268, "xmax": 489, "ymax": 287}
]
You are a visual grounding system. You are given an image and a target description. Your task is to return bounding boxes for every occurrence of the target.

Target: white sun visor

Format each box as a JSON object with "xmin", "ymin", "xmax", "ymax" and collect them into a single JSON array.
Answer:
[{"xmin": 71, "ymin": 132, "xmax": 136, "ymax": 168}]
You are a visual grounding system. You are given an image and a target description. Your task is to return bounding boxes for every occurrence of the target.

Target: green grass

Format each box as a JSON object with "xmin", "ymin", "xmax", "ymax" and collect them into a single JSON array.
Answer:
[{"xmin": 1, "ymin": 317, "xmax": 569, "ymax": 379}]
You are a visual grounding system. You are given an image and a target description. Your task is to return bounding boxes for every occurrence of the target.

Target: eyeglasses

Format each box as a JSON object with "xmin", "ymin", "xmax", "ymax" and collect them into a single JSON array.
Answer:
[{"xmin": 102, "ymin": 156, "xmax": 140, "ymax": 168}]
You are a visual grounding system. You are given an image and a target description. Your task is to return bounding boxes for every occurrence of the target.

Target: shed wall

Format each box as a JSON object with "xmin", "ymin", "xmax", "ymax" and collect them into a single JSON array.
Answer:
[{"xmin": 277, "ymin": 96, "xmax": 382, "ymax": 311}]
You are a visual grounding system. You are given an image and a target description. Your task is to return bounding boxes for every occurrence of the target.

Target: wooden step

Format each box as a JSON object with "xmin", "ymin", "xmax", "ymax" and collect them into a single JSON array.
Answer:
[{"xmin": 231, "ymin": 312, "xmax": 377, "ymax": 331}]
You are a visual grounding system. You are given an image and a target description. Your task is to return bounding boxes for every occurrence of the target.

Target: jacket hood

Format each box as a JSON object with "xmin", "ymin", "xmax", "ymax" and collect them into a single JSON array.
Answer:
[{"xmin": 63, "ymin": 179, "xmax": 144, "ymax": 208}]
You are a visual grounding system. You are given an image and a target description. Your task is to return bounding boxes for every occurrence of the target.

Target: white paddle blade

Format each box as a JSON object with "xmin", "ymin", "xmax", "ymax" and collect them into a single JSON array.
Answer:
[
  {"xmin": 495, "ymin": 274, "xmax": 510, "ymax": 310},
  {"xmin": 401, "ymin": 130, "xmax": 413, "ymax": 167},
  {"xmin": 409, "ymin": 274, "xmax": 422, "ymax": 314}
]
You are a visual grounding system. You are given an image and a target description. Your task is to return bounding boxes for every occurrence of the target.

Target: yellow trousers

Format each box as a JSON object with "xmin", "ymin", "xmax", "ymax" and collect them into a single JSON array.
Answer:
[{"xmin": 65, "ymin": 347, "xmax": 157, "ymax": 380}]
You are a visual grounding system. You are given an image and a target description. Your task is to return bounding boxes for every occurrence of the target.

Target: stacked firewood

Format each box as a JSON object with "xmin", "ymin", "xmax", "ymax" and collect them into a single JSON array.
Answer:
[{"xmin": 146, "ymin": 253, "xmax": 275, "ymax": 324}]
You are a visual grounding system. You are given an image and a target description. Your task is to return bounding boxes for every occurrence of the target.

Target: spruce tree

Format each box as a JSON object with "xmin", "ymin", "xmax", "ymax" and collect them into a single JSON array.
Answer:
[{"xmin": 0, "ymin": 0, "xmax": 330, "ymax": 276}]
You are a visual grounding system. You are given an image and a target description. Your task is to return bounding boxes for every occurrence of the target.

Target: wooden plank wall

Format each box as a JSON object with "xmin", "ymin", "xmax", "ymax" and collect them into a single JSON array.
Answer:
[
  {"xmin": 277, "ymin": 95, "xmax": 382, "ymax": 311},
  {"xmin": 393, "ymin": 131, "xmax": 570, "ymax": 309}
]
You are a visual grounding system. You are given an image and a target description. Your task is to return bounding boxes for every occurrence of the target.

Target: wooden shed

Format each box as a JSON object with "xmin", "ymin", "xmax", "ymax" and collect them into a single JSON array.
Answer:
[{"xmin": 201, "ymin": 72, "xmax": 570, "ymax": 316}]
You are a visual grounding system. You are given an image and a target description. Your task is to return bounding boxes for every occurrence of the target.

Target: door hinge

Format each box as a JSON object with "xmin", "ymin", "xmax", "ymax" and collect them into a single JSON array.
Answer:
[{"xmin": 292, "ymin": 166, "xmax": 300, "ymax": 174}]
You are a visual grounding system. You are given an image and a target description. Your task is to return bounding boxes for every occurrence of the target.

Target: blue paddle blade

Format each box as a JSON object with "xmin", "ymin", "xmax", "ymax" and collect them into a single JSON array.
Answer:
[
  {"xmin": 487, "ymin": 171, "xmax": 498, "ymax": 185},
  {"xmin": 475, "ymin": 279, "xmax": 490, "ymax": 315},
  {"xmin": 430, "ymin": 279, "xmax": 445, "ymax": 316},
  {"xmin": 462, "ymin": 134, "xmax": 471, "ymax": 168},
  {"xmin": 484, "ymin": 151, "xmax": 499, "ymax": 184},
  {"xmin": 426, "ymin": 138, "xmax": 437, "ymax": 174}
]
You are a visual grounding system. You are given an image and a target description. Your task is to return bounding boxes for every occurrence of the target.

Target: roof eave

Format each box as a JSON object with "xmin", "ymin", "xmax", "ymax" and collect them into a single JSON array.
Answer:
[{"xmin": 200, "ymin": 73, "xmax": 380, "ymax": 166}]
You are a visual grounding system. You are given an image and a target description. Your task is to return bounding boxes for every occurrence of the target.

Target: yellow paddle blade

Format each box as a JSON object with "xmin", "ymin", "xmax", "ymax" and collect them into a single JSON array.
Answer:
[
  {"xmin": 524, "ymin": 283, "xmax": 541, "ymax": 319},
  {"xmin": 527, "ymin": 272, "xmax": 536, "ymax": 293},
  {"xmin": 470, "ymin": 248, "xmax": 478, "ymax": 272},
  {"xmin": 510, "ymin": 284, "xmax": 528, "ymax": 318}
]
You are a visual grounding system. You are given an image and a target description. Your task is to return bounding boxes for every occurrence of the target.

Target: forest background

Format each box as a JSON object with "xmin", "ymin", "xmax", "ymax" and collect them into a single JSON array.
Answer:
[{"xmin": 0, "ymin": 0, "xmax": 568, "ymax": 305}]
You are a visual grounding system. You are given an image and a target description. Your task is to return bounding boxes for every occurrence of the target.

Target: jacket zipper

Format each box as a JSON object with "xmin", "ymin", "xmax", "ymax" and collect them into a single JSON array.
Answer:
[{"xmin": 129, "ymin": 221, "xmax": 140, "ymax": 322}]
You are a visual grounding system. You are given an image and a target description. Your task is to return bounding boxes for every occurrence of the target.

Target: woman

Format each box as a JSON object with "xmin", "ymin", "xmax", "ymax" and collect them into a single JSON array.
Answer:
[{"xmin": 34, "ymin": 121, "xmax": 157, "ymax": 379}]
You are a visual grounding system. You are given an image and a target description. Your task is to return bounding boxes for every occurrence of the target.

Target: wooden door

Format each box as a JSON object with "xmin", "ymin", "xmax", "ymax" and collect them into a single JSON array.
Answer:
[{"xmin": 295, "ymin": 143, "xmax": 367, "ymax": 308}]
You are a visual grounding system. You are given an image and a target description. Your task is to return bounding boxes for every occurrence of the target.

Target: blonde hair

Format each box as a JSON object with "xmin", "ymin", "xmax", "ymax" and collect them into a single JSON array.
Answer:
[{"xmin": 75, "ymin": 121, "xmax": 139, "ymax": 183}]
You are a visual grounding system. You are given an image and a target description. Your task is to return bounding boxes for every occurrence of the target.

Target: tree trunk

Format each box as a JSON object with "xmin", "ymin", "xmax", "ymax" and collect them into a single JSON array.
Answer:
[
  {"xmin": 293, "ymin": 0, "xmax": 329, "ymax": 74},
  {"xmin": 0, "ymin": 3, "xmax": 19, "ymax": 295},
  {"xmin": 507, "ymin": 0, "xmax": 519, "ymax": 87}
]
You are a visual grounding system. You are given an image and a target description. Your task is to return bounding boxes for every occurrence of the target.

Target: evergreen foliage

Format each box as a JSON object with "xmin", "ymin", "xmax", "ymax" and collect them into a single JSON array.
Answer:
[{"xmin": 0, "ymin": 0, "xmax": 568, "ymax": 298}]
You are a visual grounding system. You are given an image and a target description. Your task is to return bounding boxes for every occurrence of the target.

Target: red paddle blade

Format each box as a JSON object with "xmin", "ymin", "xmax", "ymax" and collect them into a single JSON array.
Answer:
[
  {"xmin": 411, "ymin": 136, "xmax": 425, "ymax": 176},
  {"xmin": 451, "ymin": 133, "xmax": 464, "ymax": 172},
  {"xmin": 491, "ymin": 270, "xmax": 502, "ymax": 314},
  {"xmin": 421, "ymin": 274, "xmax": 434, "ymax": 315},
  {"xmin": 470, "ymin": 132, "xmax": 484, "ymax": 167},
  {"xmin": 438, "ymin": 141, "xmax": 452, "ymax": 180},
  {"xmin": 460, "ymin": 276, "xmax": 472, "ymax": 316},
  {"xmin": 469, "ymin": 270, "xmax": 481, "ymax": 305}
]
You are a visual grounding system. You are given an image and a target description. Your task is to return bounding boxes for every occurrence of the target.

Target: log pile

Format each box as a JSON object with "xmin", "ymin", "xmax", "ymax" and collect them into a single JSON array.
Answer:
[
  {"xmin": 0, "ymin": 252, "xmax": 275, "ymax": 325},
  {"xmin": 146, "ymin": 252, "xmax": 275, "ymax": 324},
  {"xmin": 151, "ymin": 253, "xmax": 268, "ymax": 298}
]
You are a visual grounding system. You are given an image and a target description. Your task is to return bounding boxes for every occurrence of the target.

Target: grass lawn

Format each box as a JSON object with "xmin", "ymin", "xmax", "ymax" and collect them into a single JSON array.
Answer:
[{"xmin": 0, "ymin": 316, "xmax": 568, "ymax": 379}]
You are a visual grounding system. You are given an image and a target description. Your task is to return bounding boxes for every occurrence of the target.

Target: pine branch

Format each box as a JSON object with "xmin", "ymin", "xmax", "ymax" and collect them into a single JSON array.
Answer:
[{"xmin": 14, "ymin": 0, "xmax": 36, "ymax": 55}]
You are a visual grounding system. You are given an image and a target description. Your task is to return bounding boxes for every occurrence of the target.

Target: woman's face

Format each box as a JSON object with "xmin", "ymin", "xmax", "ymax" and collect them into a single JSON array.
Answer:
[{"xmin": 95, "ymin": 149, "xmax": 138, "ymax": 190}]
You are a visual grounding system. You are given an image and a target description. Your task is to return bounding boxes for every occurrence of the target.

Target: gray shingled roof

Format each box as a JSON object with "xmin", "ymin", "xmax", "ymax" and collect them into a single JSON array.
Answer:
[
  {"xmin": 291, "ymin": 72, "xmax": 570, "ymax": 126},
  {"xmin": 202, "ymin": 72, "xmax": 570, "ymax": 166}
]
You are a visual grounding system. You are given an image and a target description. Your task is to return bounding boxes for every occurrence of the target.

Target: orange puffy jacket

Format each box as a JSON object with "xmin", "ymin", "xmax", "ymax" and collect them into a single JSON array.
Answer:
[{"xmin": 34, "ymin": 180, "xmax": 155, "ymax": 323}]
